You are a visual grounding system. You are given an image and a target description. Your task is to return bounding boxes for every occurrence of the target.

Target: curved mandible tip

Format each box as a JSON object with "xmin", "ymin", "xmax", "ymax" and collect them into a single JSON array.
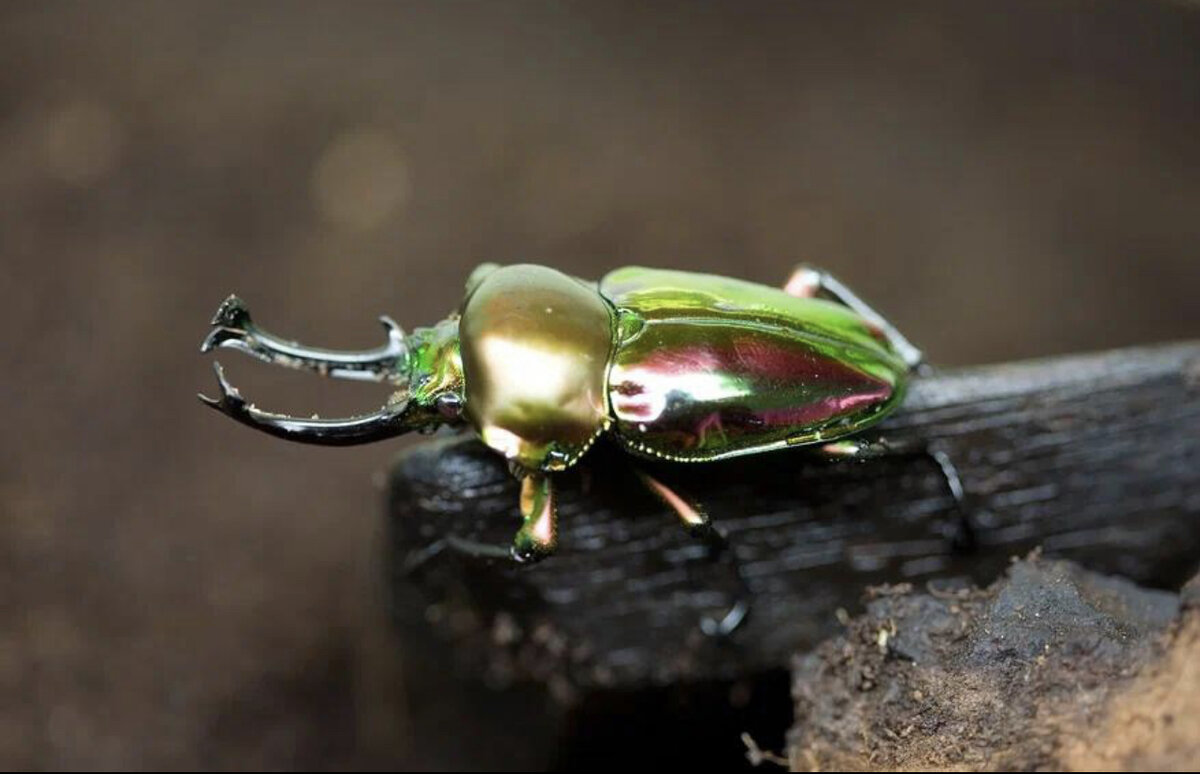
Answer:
[
  {"xmin": 199, "ymin": 294, "xmax": 408, "ymax": 383},
  {"xmin": 198, "ymin": 361, "xmax": 412, "ymax": 446}
]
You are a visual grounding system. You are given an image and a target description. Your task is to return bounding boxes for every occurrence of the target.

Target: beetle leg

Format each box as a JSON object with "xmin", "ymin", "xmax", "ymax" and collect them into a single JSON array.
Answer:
[
  {"xmin": 634, "ymin": 469, "xmax": 750, "ymax": 637},
  {"xmin": 634, "ymin": 469, "xmax": 711, "ymax": 534},
  {"xmin": 783, "ymin": 265, "xmax": 925, "ymax": 371},
  {"xmin": 201, "ymin": 295, "xmax": 407, "ymax": 384},
  {"xmin": 402, "ymin": 535, "xmax": 513, "ymax": 577},
  {"xmin": 814, "ymin": 437, "xmax": 894, "ymax": 461},
  {"xmin": 512, "ymin": 474, "xmax": 558, "ymax": 563},
  {"xmin": 815, "ymin": 438, "xmax": 963, "ymax": 502},
  {"xmin": 198, "ymin": 361, "xmax": 411, "ymax": 445},
  {"xmin": 404, "ymin": 472, "xmax": 559, "ymax": 570},
  {"xmin": 814, "ymin": 437, "xmax": 973, "ymax": 550}
]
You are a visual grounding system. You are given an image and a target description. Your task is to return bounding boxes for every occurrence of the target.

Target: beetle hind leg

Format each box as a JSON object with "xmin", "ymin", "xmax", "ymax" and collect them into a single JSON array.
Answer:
[
  {"xmin": 815, "ymin": 437, "xmax": 964, "ymax": 503},
  {"xmin": 201, "ymin": 295, "xmax": 408, "ymax": 383},
  {"xmin": 814, "ymin": 437, "xmax": 973, "ymax": 550},
  {"xmin": 783, "ymin": 265, "xmax": 925, "ymax": 371}
]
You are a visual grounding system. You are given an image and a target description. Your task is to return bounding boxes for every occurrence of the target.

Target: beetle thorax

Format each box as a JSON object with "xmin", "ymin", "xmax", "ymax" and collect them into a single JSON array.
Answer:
[{"xmin": 459, "ymin": 265, "xmax": 613, "ymax": 472}]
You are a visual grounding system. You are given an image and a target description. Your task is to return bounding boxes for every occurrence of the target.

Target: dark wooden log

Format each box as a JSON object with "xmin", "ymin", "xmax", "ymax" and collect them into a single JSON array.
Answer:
[
  {"xmin": 389, "ymin": 341, "xmax": 1200, "ymax": 685},
  {"xmin": 384, "ymin": 341, "xmax": 1200, "ymax": 768}
]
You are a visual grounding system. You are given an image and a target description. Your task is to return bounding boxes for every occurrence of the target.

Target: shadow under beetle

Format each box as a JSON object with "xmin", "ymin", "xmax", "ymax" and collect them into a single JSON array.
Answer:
[{"xmin": 200, "ymin": 264, "xmax": 953, "ymax": 632}]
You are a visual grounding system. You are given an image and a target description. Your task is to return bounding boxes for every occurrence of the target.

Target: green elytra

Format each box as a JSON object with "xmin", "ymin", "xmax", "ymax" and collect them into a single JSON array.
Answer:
[{"xmin": 200, "ymin": 263, "xmax": 922, "ymax": 566}]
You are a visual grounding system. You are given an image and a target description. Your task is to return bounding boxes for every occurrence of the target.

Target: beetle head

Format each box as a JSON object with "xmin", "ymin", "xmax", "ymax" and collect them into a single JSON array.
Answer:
[
  {"xmin": 397, "ymin": 317, "xmax": 467, "ymax": 433},
  {"xmin": 199, "ymin": 296, "xmax": 466, "ymax": 445}
]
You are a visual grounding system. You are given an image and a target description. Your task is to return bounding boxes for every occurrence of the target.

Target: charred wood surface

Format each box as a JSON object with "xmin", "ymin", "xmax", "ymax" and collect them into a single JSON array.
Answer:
[{"xmin": 388, "ymin": 341, "xmax": 1200, "ymax": 696}]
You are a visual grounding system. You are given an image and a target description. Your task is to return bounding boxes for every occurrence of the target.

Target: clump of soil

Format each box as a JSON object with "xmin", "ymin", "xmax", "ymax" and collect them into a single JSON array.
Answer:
[{"xmin": 788, "ymin": 556, "xmax": 1198, "ymax": 771}]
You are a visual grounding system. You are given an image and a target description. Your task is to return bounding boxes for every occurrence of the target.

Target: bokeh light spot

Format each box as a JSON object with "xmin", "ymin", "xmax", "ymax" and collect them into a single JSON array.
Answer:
[
  {"xmin": 311, "ymin": 128, "xmax": 410, "ymax": 233},
  {"xmin": 42, "ymin": 101, "xmax": 123, "ymax": 185}
]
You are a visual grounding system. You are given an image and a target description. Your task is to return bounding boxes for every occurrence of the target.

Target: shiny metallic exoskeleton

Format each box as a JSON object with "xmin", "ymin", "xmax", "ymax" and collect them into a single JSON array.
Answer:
[{"xmin": 200, "ymin": 264, "xmax": 924, "ymax": 572}]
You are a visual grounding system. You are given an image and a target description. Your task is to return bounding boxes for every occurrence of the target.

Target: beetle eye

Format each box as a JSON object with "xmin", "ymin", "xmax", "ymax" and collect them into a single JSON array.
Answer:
[{"xmin": 435, "ymin": 393, "xmax": 463, "ymax": 419}]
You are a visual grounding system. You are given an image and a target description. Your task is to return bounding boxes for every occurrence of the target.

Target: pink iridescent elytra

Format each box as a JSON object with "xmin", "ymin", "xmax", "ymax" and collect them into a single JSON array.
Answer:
[{"xmin": 602, "ymin": 267, "xmax": 906, "ymax": 461}]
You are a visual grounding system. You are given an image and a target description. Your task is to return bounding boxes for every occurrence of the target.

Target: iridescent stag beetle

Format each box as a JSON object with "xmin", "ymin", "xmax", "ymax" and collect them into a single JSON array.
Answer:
[{"xmin": 200, "ymin": 264, "xmax": 943, "ymax": 569}]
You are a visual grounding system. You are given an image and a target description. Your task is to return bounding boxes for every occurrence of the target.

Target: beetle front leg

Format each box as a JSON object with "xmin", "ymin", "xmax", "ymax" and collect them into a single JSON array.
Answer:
[
  {"xmin": 402, "ymin": 534, "xmax": 515, "ymax": 577},
  {"xmin": 201, "ymin": 295, "xmax": 407, "ymax": 383},
  {"xmin": 511, "ymin": 473, "xmax": 558, "ymax": 563},
  {"xmin": 783, "ymin": 264, "xmax": 924, "ymax": 371},
  {"xmin": 405, "ymin": 471, "xmax": 560, "ymax": 568}
]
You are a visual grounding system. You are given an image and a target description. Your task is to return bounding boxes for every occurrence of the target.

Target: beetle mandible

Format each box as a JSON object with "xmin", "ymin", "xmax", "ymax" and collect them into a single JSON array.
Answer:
[{"xmin": 200, "ymin": 264, "xmax": 928, "ymax": 565}]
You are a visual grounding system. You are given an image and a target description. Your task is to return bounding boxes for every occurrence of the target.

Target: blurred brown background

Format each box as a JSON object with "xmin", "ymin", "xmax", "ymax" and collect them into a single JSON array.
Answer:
[{"xmin": 1, "ymin": 1, "xmax": 1197, "ymax": 769}]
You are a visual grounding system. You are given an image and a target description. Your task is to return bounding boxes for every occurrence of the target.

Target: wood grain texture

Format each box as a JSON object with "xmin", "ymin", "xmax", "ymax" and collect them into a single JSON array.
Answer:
[{"xmin": 387, "ymin": 341, "xmax": 1200, "ymax": 690}]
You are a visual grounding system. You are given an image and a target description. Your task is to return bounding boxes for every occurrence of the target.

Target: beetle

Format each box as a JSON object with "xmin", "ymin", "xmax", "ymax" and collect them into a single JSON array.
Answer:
[{"xmin": 200, "ymin": 263, "xmax": 929, "ymax": 568}]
